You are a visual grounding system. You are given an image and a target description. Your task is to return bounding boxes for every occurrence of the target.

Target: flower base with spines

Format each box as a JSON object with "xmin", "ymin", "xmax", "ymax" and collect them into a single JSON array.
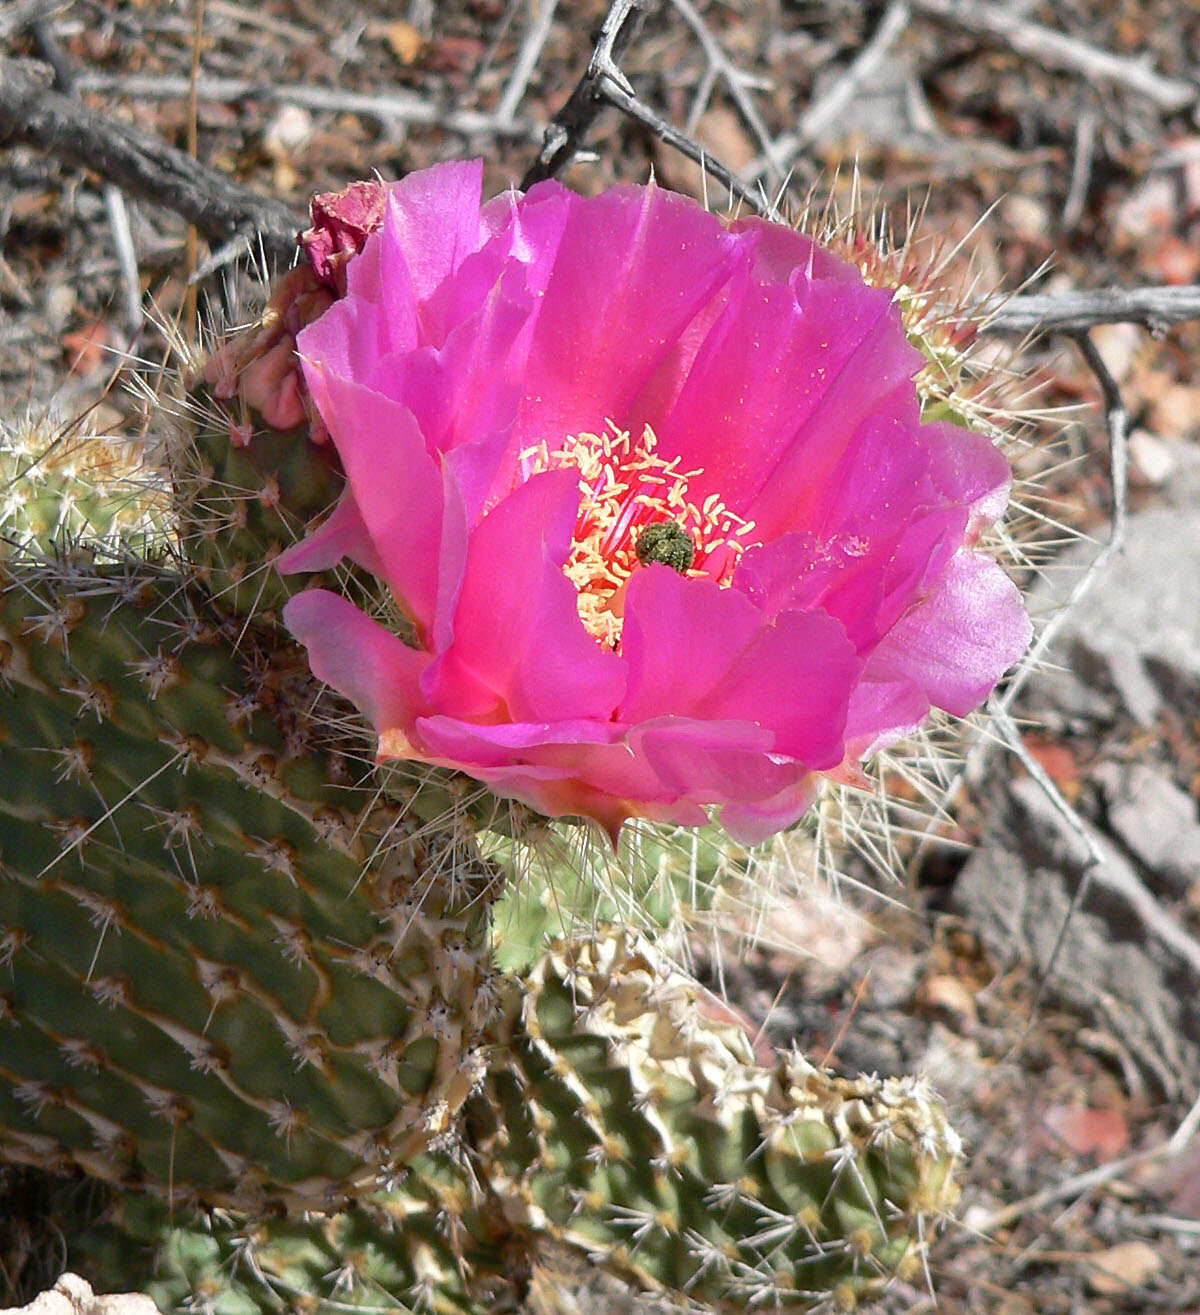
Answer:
[{"xmin": 0, "ymin": 555, "xmax": 498, "ymax": 1210}]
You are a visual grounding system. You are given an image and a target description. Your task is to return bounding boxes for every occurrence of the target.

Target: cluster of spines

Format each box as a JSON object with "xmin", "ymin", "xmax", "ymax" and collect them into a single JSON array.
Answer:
[{"xmin": 0, "ymin": 415, "xmax": 169, "ymax": 558}]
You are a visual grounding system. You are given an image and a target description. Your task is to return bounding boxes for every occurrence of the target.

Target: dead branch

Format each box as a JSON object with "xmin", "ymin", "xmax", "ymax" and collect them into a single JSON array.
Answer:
[
  {"xmin": 27, "ymin": 21, "xmax": 141, "ymax": 335},
  {"xmin": 494, "ymin": 0, "xmax": 560, "ymax": 130},
  {"xmin": 981, "ymin": 284, "xmax": 1200, "ymax": 334},
  {"xmin": 0, "ymin": 56, "xmax": 302, "ymax": 258},
  {"xmin": 520, "ymin": 0, "xmax": 645, "ymax": 188},
  {"xmin": 745, "ymin": 1, "xmax": 912, "ymax": 184},
  {"xmin": 73, "ymin": 74, "xmax": 538, "ymax": 141},
  {"xmin": 910, "ymin": 0, "xmax": 1198, "ymax": 113},
  {"xmin": 667, "ymin": 0, "xmax": 781, "ymax": 178},
  {"xmin": 0, "ymin": 0, "xmax": 62, "ymax": 40}
]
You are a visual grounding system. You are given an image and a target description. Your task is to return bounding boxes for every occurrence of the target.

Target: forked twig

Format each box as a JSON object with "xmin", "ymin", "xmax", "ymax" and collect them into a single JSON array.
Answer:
[
  {"xmin": 910, "ymin": 0, "xmax": 1198, "ymax": 114},
  {"xmin": 744, "ymin": 1, "xmax": 912, "ymax": 184},
  {"xmin": 520, "ymin": 0, "xmax": 645, "ymax": 188}
]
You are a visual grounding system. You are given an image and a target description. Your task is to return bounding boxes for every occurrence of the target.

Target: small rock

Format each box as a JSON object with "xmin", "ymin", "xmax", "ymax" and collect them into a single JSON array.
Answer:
[
  {"xmin": 2, "ymin": 1273, "xmax": 159, "ymax": 1315},
  {"xmin": 919, "ymin": 972, "xmax": 977, "ymax": 1026},
  {"xmin": 1094, "ymin": 761, "xmax": 1200, "ymax": 898},
  {"xmin": 1088, "ymin": 322, "xmax": 1142, "ymax": 383},
  {"xmin": 1024, "ymin": 506, "xmax": 1200, "ymax": 727}
]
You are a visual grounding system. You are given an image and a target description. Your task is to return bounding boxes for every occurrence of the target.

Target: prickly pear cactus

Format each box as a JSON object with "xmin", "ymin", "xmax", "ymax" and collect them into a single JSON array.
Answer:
[
  {"xmin": 64, "ymin": 1168, "xmax": 528, "ymax": 1315},
  {"xmin": 0, "ymin": 171, "xmax": 971, "ymax": 1315},
  {"xmin": 54, "ymin": 929, "xmax": 958, "ymax": 1314},
  {"xmin": 0, "ymin": 555, "xmax": 498, "ymax": 1210},
  {"xmin": 468, "ymin": 928, "xmax": 960, "ymax": 1311}
]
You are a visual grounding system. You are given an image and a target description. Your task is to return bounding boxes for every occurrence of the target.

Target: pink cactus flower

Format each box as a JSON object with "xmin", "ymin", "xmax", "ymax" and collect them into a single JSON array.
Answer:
[{"xmin": 280, "ymin": 159, "xmax": 1031, "ymax": 845}]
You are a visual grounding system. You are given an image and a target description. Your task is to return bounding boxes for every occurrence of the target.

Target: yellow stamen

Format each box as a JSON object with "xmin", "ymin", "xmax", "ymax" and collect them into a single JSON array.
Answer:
[{"xmin": 521, "ymin": 422, "xmax": 758, "ymax": 648}]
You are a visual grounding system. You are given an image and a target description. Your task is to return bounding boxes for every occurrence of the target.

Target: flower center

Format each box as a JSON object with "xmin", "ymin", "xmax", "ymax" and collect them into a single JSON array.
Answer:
[{"xmin": 521, "ymin": 421, "xmax": 758, "ymax": 648}]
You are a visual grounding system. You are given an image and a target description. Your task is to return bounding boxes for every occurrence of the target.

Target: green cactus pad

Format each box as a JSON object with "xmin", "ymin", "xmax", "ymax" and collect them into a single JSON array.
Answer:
[
  {"xmin": 468, "ymin": 928, "xmax": 960, "ymax": 1311},
  {"xmin": 0, "ymin": 556, "xmax": 499, "ymax": 1211},
  {"xmin": 62, "ymin": 1167, "xmax": 528, "ymax": 1315}
]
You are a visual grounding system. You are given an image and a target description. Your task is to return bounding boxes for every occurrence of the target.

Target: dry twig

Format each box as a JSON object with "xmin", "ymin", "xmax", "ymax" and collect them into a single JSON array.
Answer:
[
  {"xmin": 25, "ymin": 21, "xmax": 142, "ymax": 336},
  {"xmin": 521, "ymin": 0, "xmax": 644, "ymax": 188},
  {"xmin": 73, "ymin": 73, "xmax": 537, "ymax": 141},
  {"xmin": 0, "ymin": 0, "xmax": 63, "ymax": 39},
  {"xmin": 745, "ymin": 1, "xmax": 912, "ymax": 184},
  {"xmin": 494, "ymin": 0, "xmax": 559, "ymax": 130},
  {"xmin": 667, "ymin": 0, "xmax": 781, "ymax": 178},
  {"xmin": 910, "ymin": 0, "xmax": 1198, "ymax": 113},
  {"xmin": 983, "ymin": 284, "xmax": 1200, "ymax": 334},
  {"xmin": 0, "ymin": 56, "xmax": 302, "ymax": 257}
]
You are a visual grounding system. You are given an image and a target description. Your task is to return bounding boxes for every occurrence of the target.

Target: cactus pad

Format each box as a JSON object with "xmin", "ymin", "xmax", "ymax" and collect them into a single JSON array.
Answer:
[
  {"xmin": 469, "ymin": 928, "xmax": 960, "ymax": 1311},
  {"xmin": 0, "ymin": 556, "xmax": 498, "ymax": 1211}
]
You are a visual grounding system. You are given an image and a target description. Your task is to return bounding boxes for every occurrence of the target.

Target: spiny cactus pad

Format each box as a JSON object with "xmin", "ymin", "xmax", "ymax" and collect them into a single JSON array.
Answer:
[
  {"xmin": 0, "ymin": 419, "xmax": 169, "ymax": 557},
  {"xmin": 468, "ymin": 928, "xmax": 960, "ymax": 1311},
  {"xmin": 0, "ymin": 556, "xmax": 498, "ymax": 1210},
  {"xmin": 165, "ymin": 387, "xmax": 346, "ymax": 620},
  {"xmin": 63, "ymin": 1169, "xmax": 528, "ymax": 1315},
  {"xmin": 35, "ymin": 928, "xmax": 959, "ymax": 1315}
]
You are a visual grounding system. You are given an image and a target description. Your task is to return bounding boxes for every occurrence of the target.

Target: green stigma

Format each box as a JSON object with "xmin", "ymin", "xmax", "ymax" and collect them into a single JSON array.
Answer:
[{"xmin": 636, "ymin": 521, "xmax": 695, "ymax": 573}]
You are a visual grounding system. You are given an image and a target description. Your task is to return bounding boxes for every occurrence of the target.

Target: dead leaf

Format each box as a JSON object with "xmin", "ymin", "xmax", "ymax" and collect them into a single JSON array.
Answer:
[
  {"xmin": 62, "ymin": 321, "xmax": 111, "ymax": 376},
  {"xmin": 1021, "ymin": 734, "xmax": 1082, "ymax": 802},
  {"xmin": 1041, "ymin": 1103, "xmax": 1129, "ymax": 1160},
  {"xmin": 383, "ymin": 21, "xmax": 424, "ymax": 65},
  {"xmin": 1086, "ymin": 1241, "xmax": 1160, "ymax": 1295}
]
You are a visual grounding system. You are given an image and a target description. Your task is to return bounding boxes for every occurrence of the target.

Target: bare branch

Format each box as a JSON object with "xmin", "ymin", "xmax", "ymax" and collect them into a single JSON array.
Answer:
[
  {"xmin": 597, "ymin": 74, "xmax": 770, "ymax": 214},
  {"xmin": 28, "ymin": 20, "xmax": 142, "ymax": 335},
  {"xmin": 667, "ymin": 0, "xmax": 782, "ymax": 178},
  {"xmin": 981, "ymin": 284, "xmax": 1200, "ymax": 334},
  {"xmin": 0, "ymin": 0, "xmax": 63, "ymax": 40},
  {"xmin": 0, "ymin": 57, "xmax": 302, "ymax": 258},
  {"xmin": 494, "ymin": 0, "xmax": 560, "ymax": 130},
  {"xmin": 911, "ymin": 0, "xmax": 1198, "ymax": 113},
  {"xmin": 520, "ymin": 0, "xmax": 645, "ymax": 188},
  {"xmin": 75, "ymin": 73, "xmax": 538, "ymax": 141}
]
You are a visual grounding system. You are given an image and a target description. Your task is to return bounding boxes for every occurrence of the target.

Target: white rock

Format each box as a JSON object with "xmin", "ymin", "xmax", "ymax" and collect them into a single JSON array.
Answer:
[{"xmin": 2, "ymin": 1274, "xmax": 159, "ymax": 1315}]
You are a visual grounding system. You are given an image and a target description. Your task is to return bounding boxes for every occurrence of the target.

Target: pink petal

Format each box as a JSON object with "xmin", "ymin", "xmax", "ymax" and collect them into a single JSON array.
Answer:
[
  {"xmin": 732, "ymin": 215, "xmax": 865, "ymax": 286},
  {"xmin": 654, "ymin": 270, "xmax": 924, "ymax": 536},
  {"xmin": 378, "ymin": 159, "xmax": 485, "ymax": 310},
  {"xmin": 720, "ymin": 775, "xmax": 822, "ymax": 846},
  {"xmin": 620, "ymin": 565, "xmax": 860, "ymax": 767},
  {"xmin": 274, "ymin": 489, "xmax": 385, "ymax": 578},
  {"xmin": 630, "ymin": 717, "xmax": 797, "ymax": 802},
  {"xmin": 422, "ymin": 468, "xmax": 627, "ymax": 723},
  {"xmin": 514, "ymin": 182, "xmax": 749, "ymax": 444},
  {"xmin": 284, "ymin": 589, "xmax": 429, "ymax": 735},
  {"xmin": 866, "ymin": 552, "xmax": 1032, "ymax": 717},
  {"xmin": 297, "ymin": 365, "xmax": 443, "ymax": 632},
  {"xmin": 842, "ymin": 678, "xmax": 931, "ymax": 760}
]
